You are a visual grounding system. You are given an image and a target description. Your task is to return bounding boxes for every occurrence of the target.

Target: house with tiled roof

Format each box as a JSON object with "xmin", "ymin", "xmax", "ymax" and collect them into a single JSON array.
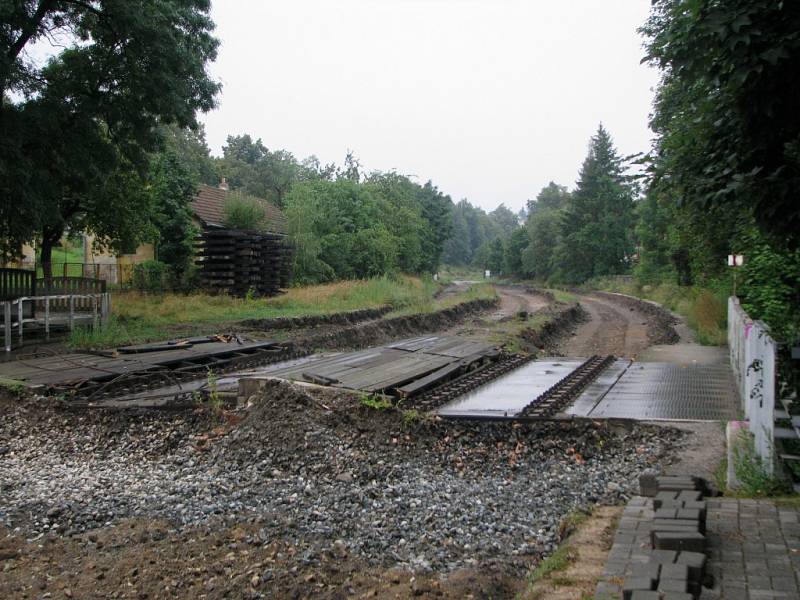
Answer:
[
  {"xmin": 84, "ymin": 181, "xmax": 287, "ymax": 283},
  {"xmin": 191, "ymin": 182, "xmax": 287, "ymax": 234}
]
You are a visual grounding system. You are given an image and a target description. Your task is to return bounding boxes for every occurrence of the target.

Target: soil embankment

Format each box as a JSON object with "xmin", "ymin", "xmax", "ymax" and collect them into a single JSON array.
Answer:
[{"xmin": 298, "ymin": 297, "xmax": 499, "ymax": 350}]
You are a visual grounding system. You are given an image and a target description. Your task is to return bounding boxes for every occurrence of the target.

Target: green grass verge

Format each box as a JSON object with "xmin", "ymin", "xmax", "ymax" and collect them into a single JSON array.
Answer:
[
  {"xmin": 546, "ymin": 288, "xmax": 578, "ymax": 304},
  {"xmin": 69, "ymin": 275, "xmax": 489, "ymax": 350},
  {"xmin": 519, "ymin": 545, "xmax": 577, "ymax": 599}
]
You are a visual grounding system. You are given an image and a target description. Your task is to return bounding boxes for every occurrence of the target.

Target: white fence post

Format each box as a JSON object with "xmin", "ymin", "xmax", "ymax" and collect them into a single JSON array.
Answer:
[
  {"xmin": 45, "ymin": 296, "xmax": 50, "ymax": 340},
  {"xmin": 3, "ymin": 302, "xmax": 10, "ymax": 353},
  {"xmin": 17, "ymin": 298, "xmax": 24, "ymax": 346}
]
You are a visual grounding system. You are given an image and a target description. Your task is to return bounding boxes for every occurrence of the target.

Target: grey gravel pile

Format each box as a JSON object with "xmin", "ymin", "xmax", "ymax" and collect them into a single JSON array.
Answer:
[{"xmin": 0, "ymin": 384, "xmax": 681, "ymax": 574}]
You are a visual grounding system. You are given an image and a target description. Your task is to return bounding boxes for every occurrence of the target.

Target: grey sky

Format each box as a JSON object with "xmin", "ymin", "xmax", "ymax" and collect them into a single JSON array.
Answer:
[{"xmin": 201, "ymin": 0, "xmax": 658, "ymax": 213}]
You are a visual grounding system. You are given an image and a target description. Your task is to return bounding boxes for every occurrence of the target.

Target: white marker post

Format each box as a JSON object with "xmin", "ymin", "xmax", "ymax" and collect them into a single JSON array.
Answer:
[{"xmin": 727, "ymin": 254, "xmax": 745, "ymax": 297}]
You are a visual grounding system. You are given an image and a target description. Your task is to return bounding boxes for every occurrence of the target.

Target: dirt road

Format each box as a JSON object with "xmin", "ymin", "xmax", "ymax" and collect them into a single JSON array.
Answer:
[
  {"xmin": 557, "ymin": 293, "xmax": 652, "ymax": 358},
  {"xmin": 489, "ymin": 285, "xmax": 550, "ymax": 321}
]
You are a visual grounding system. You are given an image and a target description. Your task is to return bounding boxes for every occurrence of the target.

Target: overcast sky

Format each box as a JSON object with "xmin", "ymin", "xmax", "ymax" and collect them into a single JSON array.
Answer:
[{"xmin": 201, "ymin": 0, "xmax": 659, "ymax": 213}]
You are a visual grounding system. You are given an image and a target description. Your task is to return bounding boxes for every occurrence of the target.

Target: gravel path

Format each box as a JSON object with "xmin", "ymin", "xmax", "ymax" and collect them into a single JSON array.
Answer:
[{"xmin": 0, "ymin": 384, "xmax": 682, "ymax": 577}]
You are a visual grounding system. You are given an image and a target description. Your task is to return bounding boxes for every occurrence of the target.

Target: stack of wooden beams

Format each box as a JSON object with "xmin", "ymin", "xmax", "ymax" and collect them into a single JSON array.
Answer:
[{"xmin": 196, "ymin": 228, "xmax": 292, "ymax": 297}]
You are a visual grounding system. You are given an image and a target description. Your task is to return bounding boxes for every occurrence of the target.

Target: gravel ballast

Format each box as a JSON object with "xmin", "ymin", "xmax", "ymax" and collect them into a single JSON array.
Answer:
[{"xmin": 0, "ymin": 383, "xmax": 681, "ymax": 578}]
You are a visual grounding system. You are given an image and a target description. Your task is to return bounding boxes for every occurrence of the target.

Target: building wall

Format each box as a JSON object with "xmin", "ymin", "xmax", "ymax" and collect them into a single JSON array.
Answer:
[{"xmin": 1, "ymin": 242, "xmax": 36, "ymax": 269}]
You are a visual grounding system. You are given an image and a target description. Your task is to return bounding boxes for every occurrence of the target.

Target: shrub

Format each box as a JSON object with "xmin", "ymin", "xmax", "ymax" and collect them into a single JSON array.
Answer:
[
  {"xmin": 223, "ymin": 191, "xmax": 267, "ymax": 231},
  {"xmin": 132, "ymin": 260, "xmax": 169, "ymax": 293},
  {"xmin": 732, "ymin": 431, "xmax": 792, "ymax": 497}
]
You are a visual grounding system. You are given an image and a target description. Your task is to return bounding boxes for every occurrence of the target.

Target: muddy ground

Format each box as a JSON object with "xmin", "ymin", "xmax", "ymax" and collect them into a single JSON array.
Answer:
[{"xmin": 0, "ymin": 287, "xmax": 700, "ymax": 600}]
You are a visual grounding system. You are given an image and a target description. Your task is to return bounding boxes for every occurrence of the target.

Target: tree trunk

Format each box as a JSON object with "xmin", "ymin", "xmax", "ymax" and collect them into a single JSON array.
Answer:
[{"xmin": 39, "ymin": 227, "xmax": 62, "ymax": 283}]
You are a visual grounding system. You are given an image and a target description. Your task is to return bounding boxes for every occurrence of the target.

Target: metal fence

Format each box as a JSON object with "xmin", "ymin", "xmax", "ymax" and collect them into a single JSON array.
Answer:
[
  {"xmin": 728, "ymin": 297, "xmax": 779, "ymax": 472},
  {"xmin": 38, "ymin": 263, "xmax": 135, "ymax": 286},
  {"xmin": 3, "ymin": 293, "xmax": 111, "ymax": 352}
]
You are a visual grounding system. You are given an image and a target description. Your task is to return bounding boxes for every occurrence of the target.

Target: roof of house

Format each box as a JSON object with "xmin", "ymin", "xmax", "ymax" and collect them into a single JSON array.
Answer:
[{"xmin": 191, "ymin": 184, "xmax": 288, "ymax": 234}]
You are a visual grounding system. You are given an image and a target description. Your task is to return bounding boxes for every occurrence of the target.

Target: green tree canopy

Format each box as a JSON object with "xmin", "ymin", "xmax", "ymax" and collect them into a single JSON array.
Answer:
[
  {"xmin": 0, "ymin": 0, "xmax": 220, "ymax": 269},
  {"xmin": 555, "ymin": 125, "xmax": 635, "ymax": 283},
  {"xmin": 641, "ymin": 0, "xmax": 800, "ymax": 241},
  {"xmin": 219, "ymin": 134, "xmax": 299, "ymax": 208}
]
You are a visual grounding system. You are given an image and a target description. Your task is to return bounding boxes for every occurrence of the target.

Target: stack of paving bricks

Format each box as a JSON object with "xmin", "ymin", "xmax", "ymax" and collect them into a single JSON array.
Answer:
[
  {"xmin": 596, "ymin": 474, "xmax": 711, "ymax": 600},
  {"xmin": 196, "ymin": 228, "xmax": 292, "ymax": 297}
]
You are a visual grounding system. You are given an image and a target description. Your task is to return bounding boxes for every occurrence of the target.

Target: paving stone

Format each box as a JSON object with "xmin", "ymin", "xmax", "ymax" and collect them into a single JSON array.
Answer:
[
  {"xmin": 652, "ymin": 531, "xmax": 705, "ymax": 553},
  {"xmin": 675, "ymin": 550, "xmax": 706, "ymax": 582},
  {"xmin": 771, "ymin": 576, "xmax": 798, "ymax": 591},
  {"xmin": 648, "ymin": 549, "xmax": 678, "ymax": 564},
  {"xmin": 650, "ymin": 523, "xmax": 700, "ymax": 546},
  {"xmin": 683, "ymin": 500, "xmax": 708, "ymax": 519},
  {"xmin": 676, "ymin": 508, "xmax": 702, "ymax": 521},
  {"xmin": 653, "ymin": 518, "xmax": 701, "ymax": 529},
  {"xmin": 602, "ymin": 560, "xmax": 627, "ymax": 577},
  {"xmin": 614, "ymin": 532, "xmax": 636, "ymax": 544},
  {"xmin": 655, "ymin": 507, "xmax": 679, "ymax": 519},
  {"xmin": 622, "ymin": 577, "xmax": 654, "ymax": 600},
  {"xmin": 599, "ymin": 494, "xmax": 800, "ymax": 600},
  {"xmin": 676, "ymin": 490, "xmax": 703, "ymax": 502},
  {"xmin": 630, "ymin": 592, "xmax": 660, "ymax": 600},
  {"xmin": 721, "ymin": 587, "xmax": 748, "ymax": 600},
  {"xmin": 656, "ymin": 476, "xmax": 699, "ymax": 491},
  {"xmin": 655, "ymin": 491, "xmax": 680, "ymax": 509},
  {"xmin": 660, "ymin": 562, "xmax": 689, "ymax": 580},
  {"xmin": 594, "ymin": 580, "xmax": 621, "ymax": 600},
  {"xmin": 659, "ymin": 499, "xmax": 687, "ymax": 511},
  {"xmin": 629, "ymin": 561, "xmax": 660, "ymax": 582},
  {"xmin": 657, "ymin": 578, "xmax": 689, "ymax": 594},
  {"xmin": 639, "ymin": 473, "xmax": 658, "ymax": 497},
  {"xmin": 749, "ymin": 592, "xmax": 793, "ymax": 600},
  {"xmin": 747, "ymin": 575, "xmax": 771, "ymax": 589},
  {"xmin": 745, "ymin": 559, "xmax": 770, "ymax": 575}
]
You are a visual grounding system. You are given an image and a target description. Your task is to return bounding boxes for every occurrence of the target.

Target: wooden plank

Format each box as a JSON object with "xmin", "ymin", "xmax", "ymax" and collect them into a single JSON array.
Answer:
[{"xmin": 396, "ymin": 362, "xmax": 465, "ymax": 397}]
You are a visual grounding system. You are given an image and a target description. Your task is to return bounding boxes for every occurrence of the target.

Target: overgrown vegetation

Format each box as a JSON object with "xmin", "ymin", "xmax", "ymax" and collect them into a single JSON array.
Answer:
[
  {"xmin": 732, "ymin": 432, "xmax": 792, "ymax": 497},
  {"xmin": 359, "ymin": 394, "xmax": 392, "ymax": 410},
  {"xmin": 521, "ymin": 546, "xmax": 577, "ymax": 597},
  {"xmin": 0, "ymin": 377, "xmax": 27, "ymax": 396},
  {"xmin": 223, "ymin": 191, "xmax": 270, "ymax": 232},
  {"xmin": 68, "ymin": 275, "xmax": 467, "ymax": 349}
]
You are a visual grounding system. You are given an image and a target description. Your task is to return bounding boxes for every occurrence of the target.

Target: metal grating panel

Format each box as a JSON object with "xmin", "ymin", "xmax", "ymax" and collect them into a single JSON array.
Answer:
[{"xmin": 585, "ymin": 362, "xmax": 739, "ymax": 421}]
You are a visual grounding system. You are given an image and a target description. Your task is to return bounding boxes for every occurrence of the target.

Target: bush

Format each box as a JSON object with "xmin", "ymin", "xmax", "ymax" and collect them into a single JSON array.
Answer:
[
  {"xmin": 132, "ymin": 260, "xmax": 169, "ymax": 292},
  {"xmin": 223, "ymin": 191, "xmax": 267, "ymax": 231},
  {"xmin": 732, "ymin": 431, "xmax": 792, "ymax": 497}
]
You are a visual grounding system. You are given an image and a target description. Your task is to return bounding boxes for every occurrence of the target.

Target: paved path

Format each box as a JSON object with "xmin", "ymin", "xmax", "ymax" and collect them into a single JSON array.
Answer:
[{"xmin": 596, "ymin": 496, "xmax": 800, "ymax": 599}]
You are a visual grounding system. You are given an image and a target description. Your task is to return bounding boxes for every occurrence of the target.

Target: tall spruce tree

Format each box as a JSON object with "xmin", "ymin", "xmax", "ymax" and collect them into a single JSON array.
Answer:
[{"xmin": 556, "ymin": 125, "xmax": 635, "ymax": 283}]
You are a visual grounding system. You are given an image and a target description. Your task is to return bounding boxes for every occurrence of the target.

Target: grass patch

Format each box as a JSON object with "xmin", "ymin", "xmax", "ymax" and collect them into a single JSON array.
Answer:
[
  {"xmin": 524, "ymin": 545, "xmax": 577, "ymax": 590},
  {"xmin": 587, "ymin": 276, "xmax": 728, "ymax": 345},
  {"xmin": 69, "ymin": 275, "xmax": 452, "ymax": 349},
  {"xmin": 731, "ymin": 431, "xmax": 792, "ymax": 497},
  {"xmin": 714, "ymin": 456, "xmax": 728, "ymax": 493},
  {"xmin": 359, "ymin": 394, "xmax": 392, "ymax": 410},
  {"xmin": 559, "ymin": 508, "xmax": 591, "ymax": 539},
  {"xmin": 438, "ymin": 267, "xmax": 486, "ymax": 283},
  {"xmin": 546, "ymin": 288, "xmax": 578, "ymax": 304},
  {"xmin": 0, "ymin": 376, "xmax": 27, "ymax": 396},
  {"xmin": 386, "ymin": 281, "xmax": 496, "ymax": 317}
]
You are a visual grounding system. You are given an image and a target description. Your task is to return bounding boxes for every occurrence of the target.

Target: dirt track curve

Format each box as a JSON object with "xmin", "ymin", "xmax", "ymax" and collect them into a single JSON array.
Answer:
[{"xmin": 557, "ymin": 293, "xmax": 652, "ymax": 358}]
